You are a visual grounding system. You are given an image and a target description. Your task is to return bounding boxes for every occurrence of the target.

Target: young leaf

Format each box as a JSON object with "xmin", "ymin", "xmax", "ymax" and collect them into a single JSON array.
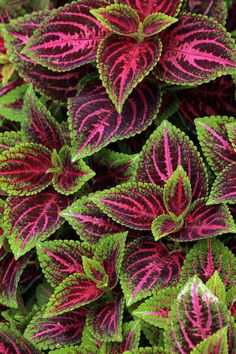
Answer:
[
  {"xmin": 93, "ymin": 182, "xmax": 166, "ymax": 230},
  {"xmin": 0, "ymin": 143, "xmax": 53, "ymax": 196},
  {"xmin": 151, "ymin": 214, "xmax": 184, "ymax": 241},
  {"xmin": 37, "ymin": 240, "xmax": 92, "ymax": 288},
  {"xmin": 132, "ymin": 287, "xmax": 178, "ymax": 328},
  {"xmin": 184, "ymin": 0, "xmax": 228, "ymax": 25},
  {"xmin": 87, "ymin": 296, "xmax": 124, "ymax": 342},
  {"xmin": 94, "ymin": 232, "xmax": 127, "ymax": 289},
  {"xmin": 23, "ymin": 0, "xmax": 109, "ymax": 71},
  {"xmin": 208, "ymin": 163, "xmax": 236, "ymax": 204},
  {"xmin": 22, "ymin": 86, "xmax": 65, "ymax": 151},
  {"xmin": 0, "ymin": 251, "xmax": 28, "ymax": 308},
  {"xmin": 24, "ymin": 308, "xmax": 86, "ymax": 350},
  {"xmin": 91, "ymin": 4, "xmax": 139, "ymax": 35},
  {"xmin": 44, "ymin": 274, "xmax": 104, "ymax": 317},
  {"xmin": 61, "ymin": 197, "xmax": 125, "ymax": 244},
  {"xmin": 142, "ymin": 13, "xmax": 178, "ymax": 36},
  {"xmin": 97, "ymin": 34, "xmax": 162, "ymax": 113},
  {"xmin": 190, "ymin": 327, "xmax": 229, "ymax": 354},
  {"xmin": 154, "ymin": 14, "xmax": 236, "ymax": 85},
  {"xmin": 52, "ymin": 146, "xmax": 95, "ymax": 195},
  {"xmin": 164, "ymin": 277, "xmax": 233, "ymax": 353},
  {"xmin": 0, "ymin": 131, "xmax": 22, "ymax": 154},
  {"xmin": 0, "ymin": 324, "xmax": 41, "ymax": 353},
  {"xmin": 115, "ymin": 0, "xmax": 182, "ymax": 21},
  {"xmin": 180, "ymin": 238, "xmax": 236, "ymax": 290},
  {"xmin": 195, "ymin": 116, "xmax": 236, "ymax": 173},
  {"xmin": 69, "ymin": 78, "xmax": 162, "ymax": 159},
  {"xmin": 82, "ymin": 257, "xmax": 108, "ymax": 287},
  {"xmin": 120, "ymin": 237, "xmax": 184, "ymax": 305},
  {"xmin": 163, "ymin": 165, "xmax": 192, "ymax": 218},
  {"xmin": 135, "ymin": 120, "xmax": 208, "ymax": 201},
  {"xmin": 206, "ymin": 271, "xmax": 226, "ymax": 304},
  {"xmin": 4, "ymin": 188, "xmax": 71, "ymax": 259},
  {"xmin": 172, "ymin": 199, "xmax": 236, "ymax": 241}
]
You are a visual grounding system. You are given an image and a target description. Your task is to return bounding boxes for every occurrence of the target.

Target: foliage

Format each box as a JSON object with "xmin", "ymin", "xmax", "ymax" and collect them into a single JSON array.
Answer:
[{"xmin": 0, "ymin": 0, "xmax": 235, "ymax": 352}]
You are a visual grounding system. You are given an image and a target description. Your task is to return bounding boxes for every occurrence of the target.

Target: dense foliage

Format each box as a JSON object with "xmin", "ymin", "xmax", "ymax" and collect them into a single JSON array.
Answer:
[{"xmin": 0, "ymin": 0, "xmax": 236, "ymax": 353}]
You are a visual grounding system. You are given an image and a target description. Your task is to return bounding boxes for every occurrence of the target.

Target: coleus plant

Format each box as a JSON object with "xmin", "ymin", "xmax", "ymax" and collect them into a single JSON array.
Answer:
[{"xmin": 0, "ymin": 0, "xmax": 235, "ymax": 353}]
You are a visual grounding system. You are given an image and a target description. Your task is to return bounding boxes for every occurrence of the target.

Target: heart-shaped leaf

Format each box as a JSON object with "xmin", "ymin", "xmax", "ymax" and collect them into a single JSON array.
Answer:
[
  {"xmin": 24, "ymin": 308, "xmax": 86, "ymax": 350},
  {"xmin": 135, "ymin": 120, "xmax": 208, "ymax": 202},
  {"xmin": 154, "ymin": 14, "xmax": 236, "ymax": 85},
  {"xmin": 93, "ymin": 182, "xmax": 166, "ymax": 230},
  {"xmin": 97, "ymin": 34, "xmax": 162, "ymax": 112},
  {"xmin": 208, "ymin": 163, "xmax": 236, "ymax": 204},
  {"xmin": 4, "ymin": 188, "xmax": 71, "ymax": 259},
  {"xmin": 37, "ymin": 240, "xmax": 92, "ymax": 287},
  {"xmin": 120, "ymin": 237, "xmax": 184, "ymax": 305},
  {"xmin": 23, "ymin": 0, "xmax": 109, "ymax": 71},
  {"xmin": 69, "ymin": 79, "xmax": 161, "ymax": 159},
  {"xmin": 0, "ymin": 143, "xmax": 53, "ymax": 196}
]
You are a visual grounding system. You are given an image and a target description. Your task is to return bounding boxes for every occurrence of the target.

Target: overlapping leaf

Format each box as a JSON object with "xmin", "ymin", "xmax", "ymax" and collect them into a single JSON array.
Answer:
[
  {"xmin": 195, "ymin": 116, "xmax": 236, "ymax": 173},
  {"xmin": 135, "ymin": 120, "xmax": 208, "ymax": 201},
  {"xmin": 184, "ymin": 0, "xmax": 227, "ymax": 24},
  {"xmin": 0, "ymin": 131, "xmax": 22, "ymax": 154},
  {"xmin": 180, "ymin": 238, "xmax": 236, "ymax": 290},
  {"xmin": 37, "ymin": 240, "xmax": 92, "ymax": 287},
  {"xmin": 164, "ymin": 277, "xmax": 233, "ymax": 353},
  {"xmin": 22, "ymin": 86, "xmax": 64, "ymax": 151},
  {"xmin": 191, "ymin": 327, "xmax": 229, "ymax": 354},
  {"xmin": 93, "ymin": 182, "xmax": 166, "ymax": 230},
  {"xmin": 4, "ymin": 188, "xmax": 71, "ymax": 259},
  {"xmin": 208, "ymin": 163, "xmax": 236, "ymax": 204},
  {"xmin": 0, "ymin": 143, "xmax": 53, "ymax": 196},
  {"xmin": 97, "ymin": 35, "xmax": 162, "ymax": 112},
  {"xmin": 151, "ymin": 214, "xmax": 183, "ymax": 241},
  {"xmin": 120, "ymin": 237, "xmax": 184, "ymax": 305},
  {"xmin": 171, "ymin": 199, "xmax": 236, "ymax": 241},
  {"xmin": 23, "ymin": 0, "xmax": 109, "ymax": 71},
  {"xmin": 142, "ymin": 13, "xmax": 178, "ymax": 36},
  {"xmin": 61, "ymin": 197, "xmax": 125, "ymax": 244},
  {"xmin": 154, "ymin": 14, "xmax": 236, "ymax": 85},
  {"xmin": 226, "ymin": 122, "xmax": 236, "ymax": 151},
  {"xmin": 24, "ymin": 308, "xmax": 86, "ymax": 350},
  {"xmin": 69, "ymin": 79, "xmax": 162, "ymax": 160}
]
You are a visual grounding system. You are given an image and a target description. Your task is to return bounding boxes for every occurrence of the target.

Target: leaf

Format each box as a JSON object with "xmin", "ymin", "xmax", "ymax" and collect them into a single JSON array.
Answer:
[
  {"xmin": 93, "ymin": 182, "xmax": 166, "ymax": 230},
  {"xmin": 164, "ymin": 277, "xmax": 233, "ymax": 353},
  {"xmin": 44, "ymin": 274, "xmax": 104, "ymax": 317},
  {"xmin": 0, "ymin": 143, "xmax": 53, "ymax": 196},
  {"xmin": 4, "ymin": 188, "xmax": 71, "ymax": 259},
  {"xmin": 3, "ymin": 11, "xmax": 98, "ymax": 102},
  {"xmin": 0, "ymin": 131, "xmax": 22, "ymax": 154},
  {"xmin": 151, "ymin": 214, "xmax": 184, "ymax": 241},
  {"xmin": 114, "ymin": 0, "xmax": 182, "ymax": 21},
  {"xmin": 87, "ymin": 296, "xmax": 124, "ymax": 342},
  {"xmin": 61, "ymin": 197, "xmax": 125, "ymax": 244},
  {"xmin": 177, "ymin": 76, "xmax": 236, "ymax": 127},
  {"xmin": 23, "ymin": 0, "xmax": 109, "ymax": 71},
  {"xmin": 91, "ymin": 4, "xmax": 139, "ymax": 35},
  {"xmin": 22, "ymin": 86, "xmax": 65, "ymax": 151},
  {"xmin": 0, "ymin": 199, "xmax": 5, "ymax": 247},
  {"xmin": 195, "ymin": 116, "xmax": 236, "ymax": 173},
  {"xmin": 82, "ymin": 257, "xmax": 108, "ymax": 287},
  {"xmin": 107, "ymin": 320, "xmax": 141, "ymax": 352},
  {"xmin": 35, "ymin": 282, "xmax": 54, "ymax": 308},
  {"xmin": 37, "ymin": 240, "xmax": 92, "ymax": 288},
  {"xmin": 69, "ymin": 78, "xmax": 162, "ymax": 160},
  {"xmin": 0, "ymin": 324, "xmax": 41, "ymax": 353},
  {"xmin": 52, "ymin": 146, "xmax": 95, "ymax": 195},
  {"xmin": 135, "ymin": 120, "xmax": 208, "ymax": 202},
  {"xmin": 184, "ymin": 0, "xmax": 228, "ymax": 25},
  {"xmin": 94, "ymin": 233, "xmax": 127, "ymax": 289},
  {"xmin": 172, "ymin": 199, "xmax": 236, "ymax": 241},
  {"xmin": 208, "ymin": 163, "xmax": 236, "ymax": 204},
  {"xmin": 206, "ymin": 271, "xmax": 226, "ymax": 304},
  {"xmin": 190, "ymin": 327, "xmax": 229, "ymax": 354},
  {"xmin": 0, "ymin": 79, "xmax": 27, "ymax": 121},
  {"xmin": 180, "ymin": 238, "xmax": 236, "ymax": 290},
  {"xmin": 132, "ymin": 287, "xmax": 178, "ymax": 328},
  {"xmin": 163, "ymin": 165, "xmax": 192, "ymax": 218},
  {"xmin": 226, "ymin": 122, "xmax": 236, "ymax": 152},
  {"xmin": 0, "ymin": 251, "xmax": 28, "ymax": 308},
  {"xmin": 97, "ymin": 34, "xmax": 162, "ymax": 113},
  {"xmin": 24, "ymin": 308, "xmax": 86, "ymax": 350},
  {"xmin": 120, "ymin": 237, "xmax": 184, "ymax": 305},
  {"xmin": 154, "ymin": 14, "xmax": 236, "ymax": 85},
  {"xmin": 142, "ymin": 13, "xmax": 178, "ymax": 36}
]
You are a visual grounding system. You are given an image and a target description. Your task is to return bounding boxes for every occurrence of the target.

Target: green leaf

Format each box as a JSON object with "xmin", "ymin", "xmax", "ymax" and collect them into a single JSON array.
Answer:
[
  {"xmin": 151, "ymin": 214, "xmax": 184, "ymax": 241},
  {"xmin": 226, "ymin": 121, "xmax": 236, "ymax": 152},
  {"xmin": 190, "ymin": 327, "xmax": 229, "ymax": 354},
  {"xmin": 82, "ymin": 256, "xmax": 108, "ymax": 288},
  {"xmin": 142, "ymin": 12, "xmax": 178, "ymax": 36},
  {"xmin": 206, "ymin": 271, "xmax": 226, "ymax": 304},
  {"xmin": 0, "ymin": 131, "xmax": 23, "ymax": 154}
]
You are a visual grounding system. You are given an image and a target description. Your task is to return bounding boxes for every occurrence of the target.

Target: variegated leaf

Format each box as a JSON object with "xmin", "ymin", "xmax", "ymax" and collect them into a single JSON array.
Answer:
[{"xmin": 208, "ymin": 163, "xmax": 236, "ymax": 204}]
